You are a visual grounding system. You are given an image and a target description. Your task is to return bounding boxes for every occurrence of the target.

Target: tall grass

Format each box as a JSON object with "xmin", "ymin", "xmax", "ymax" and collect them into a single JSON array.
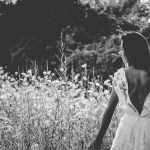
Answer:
[{"xmin": 0, "ymin": 45, "xmax": 122, "ymax": 150}]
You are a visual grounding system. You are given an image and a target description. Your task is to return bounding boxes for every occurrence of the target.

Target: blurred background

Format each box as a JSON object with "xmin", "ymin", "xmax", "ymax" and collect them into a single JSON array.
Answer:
[{"xmin": 0, "ymin": 0, "xmax": 150, "ymax": 79}]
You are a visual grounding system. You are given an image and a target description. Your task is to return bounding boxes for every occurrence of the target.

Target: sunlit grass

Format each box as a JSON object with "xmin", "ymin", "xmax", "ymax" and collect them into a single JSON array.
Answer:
[{"xmin": 0, "ymin": 64, "xmax": 123, "ymax": 150}]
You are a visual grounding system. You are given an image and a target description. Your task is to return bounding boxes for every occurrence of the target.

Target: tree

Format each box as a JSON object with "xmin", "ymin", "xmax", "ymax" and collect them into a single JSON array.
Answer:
[{"xmin": 0, "ymin": 0, "xmax": 150, "ymax": 77}]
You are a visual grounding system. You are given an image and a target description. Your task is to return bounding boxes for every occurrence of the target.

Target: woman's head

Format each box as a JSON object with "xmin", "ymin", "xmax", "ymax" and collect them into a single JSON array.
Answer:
[{"xmin": 121, "ymin": 31, "xmax": 150, "ymax": 69}]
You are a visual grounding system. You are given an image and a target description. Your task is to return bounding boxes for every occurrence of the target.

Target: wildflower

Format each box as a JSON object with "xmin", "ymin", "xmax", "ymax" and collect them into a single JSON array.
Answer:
[
  {"xmin": 0, "ymin": 70, "xmax": 4, "ymax": 75},
  {"xmin": 82, "ymin": 63, "xmax": 87, "ymax": 68},
  {"xmin": 74, "ymin": 73, "xmax": 80, "ymax": 81},
  {"xmin": 0, "ymin": 95, "xmax": 7, "ymax": 100},
  {"xmin": 109, "ymin": 75, "xmax": 113, "ymax": 79},
  {"xmin": 15, "ymin": 72, "xmax": 18, "ymax": 75},
  {"xmin": 32, "ymin": 76, "xmax": 36, "ymax": 80},
  {"xmin": 21, "ymin": 73, "xmax": 26, "ymax": 77},
  {"xmin": 104, "ymin": 89, "xmax": 109, "ymax": 95},
  {"xmin": 93, "ymin": 92, "xmax": 99, "ymax": 97},
  {"xmin": 10, "ymin": 78, "xmax": 15, "ymax": 82},
  {"xmin": 52, "ymin": 73, "xmax": 55, "ymax": 76},
  {"xmin": 83, "ymin": 76, "xmax": 87, "ymax": 81},
  {"xmin": 148, "ymin": 18, "xmax": 150, "ymax": 24},
  {"xmin": 104, "ymin": 79, "xmax": 111, "ymax": 85},
  {"xmin": 27, "ymin": 70, "xmax": 32, "ymax": 77},
  {"xmin": 96, "ymin": 82, "xmax": 100, "ymax": 87},
  {"xmin": 106, "ymin": 94, "xmax": 110, "ymax": 99},
  {"xmin": 47, "ymin": 71, "xmax": 51, "ymax": 75},
  {"xmin": 60, "ymin": 67, "xmax": 64, "ymax": 72},
  {"xmin": 30, "ymin": 143, "xmax": 39, "ymax": 150},
  {"xmin": 43, "ymin": 71, "xmax": 47, "ymax": 75},
  {"xmin": 52, "ymin": 80, "xmax": 59, "ymax": 84},
  {"xmin": 27, "ymin": 69, "xmax": 32, "ymax": 74}
]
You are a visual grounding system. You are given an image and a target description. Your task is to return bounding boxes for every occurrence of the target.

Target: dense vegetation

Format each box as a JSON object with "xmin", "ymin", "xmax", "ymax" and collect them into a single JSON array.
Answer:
[{"xmin": 0, "ymin": 66, "xmax": 122, "ymax": 150}]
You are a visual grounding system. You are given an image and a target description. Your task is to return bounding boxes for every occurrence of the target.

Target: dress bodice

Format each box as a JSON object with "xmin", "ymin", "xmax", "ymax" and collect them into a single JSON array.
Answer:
[
  {"xmin": 113, "ymin": 67, "xmax": 150, "ymax": 117},
  {"xmin": 111, "ymin": 67, "xmax": 150, "ymax": 150}
]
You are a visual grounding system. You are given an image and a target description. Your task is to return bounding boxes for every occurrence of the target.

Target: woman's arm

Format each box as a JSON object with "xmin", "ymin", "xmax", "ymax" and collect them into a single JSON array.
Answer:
[{"xmin": 90, "ymin": 87, "xmax": 118, "ymax": 150}]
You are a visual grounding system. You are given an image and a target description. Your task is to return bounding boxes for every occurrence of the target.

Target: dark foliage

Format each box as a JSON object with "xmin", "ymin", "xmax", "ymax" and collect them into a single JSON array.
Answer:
[{"xmin": 0, "ymin": 0, "xmax": 149, "ymax": 78}]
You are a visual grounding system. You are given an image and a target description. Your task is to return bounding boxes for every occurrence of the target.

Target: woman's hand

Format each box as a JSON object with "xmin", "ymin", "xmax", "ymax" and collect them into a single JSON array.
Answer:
[
  {"xmin": 88, "ymin": 143, "xmax": 95, "ymax": 150},
  {"xmin": 89, "ymin": 143, "xmax": 97, "ymax": 150},
  {"xmin": 88, "ymin": 139, "xmax": 102, "ymax": 150},
  {"xmin": 89, "ymin": 87, "xmax": 118, "ymax": 150}
]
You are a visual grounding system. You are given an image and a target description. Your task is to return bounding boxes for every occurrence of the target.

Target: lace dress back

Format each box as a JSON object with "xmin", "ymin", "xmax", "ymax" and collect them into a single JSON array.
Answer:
[{"xmin": 111, "ymin": 68, "xmax": 150, "ymax": 150}]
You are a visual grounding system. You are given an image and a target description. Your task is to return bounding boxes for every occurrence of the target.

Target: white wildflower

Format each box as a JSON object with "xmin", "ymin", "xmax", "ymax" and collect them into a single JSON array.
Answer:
[
  {"xmin": 104, "ymin": 90, "xmax": 109, "ymax": 95},
  {"xmin": 60, "ymin": 67, "xmax": 64, "ymax": 72},
  {"xmin": 82, "ymin": 63, "xmax": 87, "ymax": 68},
  {"xmin": 104, "ymin": 80, "xmax": 110, "ymax": 85},
  {"xmin": 32, "ymin": 76, "xmax": 36, "ymax": 80},
  {"xmin": 43, "ymin": 71, "xmax": 47, "ymax": 75},
  {"xmin": 148, "ymin": 18, "xmax": 150, "ymax": 24},
  {"xmin": 74, "ymin": 73, "xmax": 80, "ymax": 80},
  {"xmin": 27, "ymin": 69, "xmax": 32, "ymax": 74},
  {"xmin": 83, "ymin": 76, "xmax": 87, "ymax": 81},
  {"xmin": 15, "ymin": 72, "xmax": 18, "ymax": 75},
  {"xmin": 96, "ymin": 82, "xmax": 100, "ymax": 87},
  {"xmin": 30, "ymin": 143, "xmax": 39, "ymax": 150},
  {"xmin": 47, "ymin": 71, "xmax": 51, "ymax": 75}
]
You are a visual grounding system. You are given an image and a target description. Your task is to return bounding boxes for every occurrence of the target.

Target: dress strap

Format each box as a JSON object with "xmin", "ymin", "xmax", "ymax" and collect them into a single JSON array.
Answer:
[
  {"xmin": 113, "ymin": 68, "xmax": 127, "ymax": 94},
  {"xmin": 113, "ymin": 68, "xmax": 128, "ymax": 106}
]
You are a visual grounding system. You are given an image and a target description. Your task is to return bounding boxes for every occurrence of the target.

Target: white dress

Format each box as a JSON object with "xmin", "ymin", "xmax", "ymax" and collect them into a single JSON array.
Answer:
[{"xmin": 110, "ymin": 68, "xmax": 150, "ymax": 150}]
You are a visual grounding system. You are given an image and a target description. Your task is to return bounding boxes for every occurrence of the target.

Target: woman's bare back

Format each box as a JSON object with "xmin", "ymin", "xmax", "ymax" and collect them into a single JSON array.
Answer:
[{"xmin": 125, "ymin": 67, "xmax": 150, "ymax": 115}]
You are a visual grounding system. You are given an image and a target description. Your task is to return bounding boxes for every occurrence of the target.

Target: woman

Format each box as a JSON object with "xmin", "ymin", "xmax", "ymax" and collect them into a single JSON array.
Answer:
[{"xmin": 90, "ymin": 31, "xmax": 150, "ymax": 150}]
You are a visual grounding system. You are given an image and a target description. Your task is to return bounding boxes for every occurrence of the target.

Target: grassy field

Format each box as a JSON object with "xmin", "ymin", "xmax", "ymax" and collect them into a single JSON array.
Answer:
[{"xmin": 0, "ymin": 65, "xmax": 122, "ymax": 150}]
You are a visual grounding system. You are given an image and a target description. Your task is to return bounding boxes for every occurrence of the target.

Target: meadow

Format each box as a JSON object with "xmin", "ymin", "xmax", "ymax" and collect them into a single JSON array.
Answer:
[
  {"xmin": 0, "ymin": 0, "xmax": 149, "ymax": 149},
  {"xmin": 0, "ymin": 65, "xmax": 122, "ymax": 150}
]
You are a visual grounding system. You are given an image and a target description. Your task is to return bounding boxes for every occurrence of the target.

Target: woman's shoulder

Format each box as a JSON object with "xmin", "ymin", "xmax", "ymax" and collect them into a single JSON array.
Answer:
[
  {"xmin": 113, "ymin": 67, "xmax": 128, "ymax": 93},
  {"xmin": 113, "ymin": 67, "xmax": 150, "ymax": 83},
  {"xmin": 114, "ymin": 67, "xmax": 125, "ymax": 79},
  {"xmin": 124, "ymin": 67, "xmax": 150, "ymax": 84},
  {"xmin": 113, "ymin": 67, "xmax": 126, "ymax": 86}
]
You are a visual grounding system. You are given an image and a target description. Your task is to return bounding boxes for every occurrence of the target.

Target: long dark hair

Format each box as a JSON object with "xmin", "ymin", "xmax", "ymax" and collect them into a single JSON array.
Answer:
[{"xmin": 121, "ymin": 31, "xmax": 150, "ymax": 69}]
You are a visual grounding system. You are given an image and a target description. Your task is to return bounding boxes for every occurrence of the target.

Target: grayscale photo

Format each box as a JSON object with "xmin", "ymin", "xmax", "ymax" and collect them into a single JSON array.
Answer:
[{"xmin": 0, "ymin": 0, "xmax": 150, "ymax": 150}]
